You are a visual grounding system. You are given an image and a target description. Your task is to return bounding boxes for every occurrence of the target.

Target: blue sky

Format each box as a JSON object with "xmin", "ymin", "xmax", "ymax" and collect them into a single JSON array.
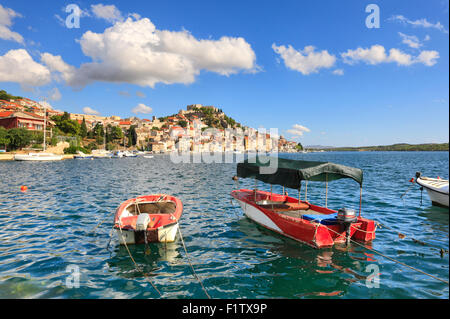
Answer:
[{"xmin": 0, "ymin": 0, "xmax": 448, "ymax": 147}]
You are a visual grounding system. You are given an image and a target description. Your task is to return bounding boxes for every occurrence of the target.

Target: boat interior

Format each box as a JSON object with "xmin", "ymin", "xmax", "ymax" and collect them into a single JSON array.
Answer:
[
  {"xmin": 244, "ymin": 190, "xmax": 337, "ymax": 221},
  {"xmin": 126, "ymin": 201, "xmax": 177, "ymax": 216},
  {"xmin": 256, "ymin": 200, "xmax": 332, "ymax": 219}
]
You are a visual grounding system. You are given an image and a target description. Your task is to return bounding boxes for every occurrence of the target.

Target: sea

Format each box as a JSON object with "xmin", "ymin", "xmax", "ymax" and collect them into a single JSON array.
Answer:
[{"xmin": 0, "ymin": 151, "xmax": 448, "ymax": 299}]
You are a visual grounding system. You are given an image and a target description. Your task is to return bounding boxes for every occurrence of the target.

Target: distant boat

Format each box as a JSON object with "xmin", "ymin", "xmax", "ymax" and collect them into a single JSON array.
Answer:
[
  {"xmin": 415, "ymin": 172, "xmax": 449, "ymax": 208},
  {"xmin": 143, "ymin": 155, "xmax": 154, "ymax": 159},
  {"xmin": 74, "ymin": 151, "xmax": 93, "ymax": 159},
  {"xmin": 112, "ymin": 151, "xmax": 124, "ymax": 158},
  {"xmin": 114, "ymin": 194, "xmax": 183, "ymax": 244},
  {"xmin": 123, "ymin": 151, "xmax": 138, "ymax": 157},
  {"xmin": 14, "ymin": 152, "xmax": 63, "ymax": 161}
]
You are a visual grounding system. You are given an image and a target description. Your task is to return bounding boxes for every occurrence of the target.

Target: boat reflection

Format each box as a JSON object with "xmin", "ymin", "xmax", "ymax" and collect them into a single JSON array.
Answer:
[
  {"xmin": 107, "ymin": 241, "xmax": 182, "ymax": 276},
  {"xmin": 234, "ymin": 217, "xmax": 379, "ymax": 297}
]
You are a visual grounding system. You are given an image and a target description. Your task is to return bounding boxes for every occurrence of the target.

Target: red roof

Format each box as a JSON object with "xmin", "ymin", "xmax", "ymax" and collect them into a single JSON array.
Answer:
[
  {"xmin": 0, "ymin": 111, "xmax": 13, "ymax": 118},
  {"xmin": 119, "ymin": 121, "xmax": 131, "ymax": 125}
]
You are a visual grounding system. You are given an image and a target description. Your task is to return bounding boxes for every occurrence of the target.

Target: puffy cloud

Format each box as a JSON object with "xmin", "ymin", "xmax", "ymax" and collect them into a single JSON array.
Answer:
[
  {"xmin": 91, "ymin": 4, "xmax": 123, "ymax": 23},
  {"xmin": 132, "ymin": 103, "xmax": 152, "ymax": 114},
  {"xmin": 40, "ymin": 52, "xmax": 76, "ymax": 82},
  {"xmin": 389, "ymin": 15, "xmax": 448, "ymax": 33},
  {"xmin": 341, "ymin": 45, "xmax": 438, "ymax": 66},
  {"xmin": 83, "ymin": 107, "xmax": 100, "ymax": 115},
  {"xmin": 272, "ymin": 44, "xmax": 336, "ymax": 75},
  {"xmin": 53, "ymin": 17, "xmax": 257, "ymax": 88},
  {"xmin": 416, "ymin": 50, "xmax": 440, "ymax": 66},
  {"xmin": 332, "ymin": 69, "xmax": 344, "ymax": 75},
  {"xmin": 0, "ymin": 49, "xmax": 51, "ymax": 87},
  {"xmin": 0, "ymin": 4, "xmax": 24, "ymax": 44},
  {"xmin": 287, "ymin": 124, "xmax": 310, "ymax": 137}
]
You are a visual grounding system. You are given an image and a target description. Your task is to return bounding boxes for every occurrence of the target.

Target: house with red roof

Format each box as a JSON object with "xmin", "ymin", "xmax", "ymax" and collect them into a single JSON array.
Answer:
[{"xmin": 0, "ymin": 111, "xmax": 54, "ymax": 131}]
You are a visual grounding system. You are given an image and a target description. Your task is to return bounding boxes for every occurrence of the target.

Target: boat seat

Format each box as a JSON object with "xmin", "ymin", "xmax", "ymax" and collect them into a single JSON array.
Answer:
[
  {"xmin": 261, "ymin": 202, "xmax": 310, "ymax": 212},
  {"xmin": 301, "ymin": 213, "xmax": 338, "ymax": 225}
]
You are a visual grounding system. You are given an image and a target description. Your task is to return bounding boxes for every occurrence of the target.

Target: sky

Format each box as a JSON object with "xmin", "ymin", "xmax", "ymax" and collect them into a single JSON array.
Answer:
[{"xmin": 0, "ymin": 0, "xmax": 448, "ymax": 147}]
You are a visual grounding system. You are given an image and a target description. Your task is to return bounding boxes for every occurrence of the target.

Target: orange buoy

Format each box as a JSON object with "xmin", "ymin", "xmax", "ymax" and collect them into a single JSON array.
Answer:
[
  {"xmin": 20, "ymin": 185, "xmax": 28, "ymax": 192},
  {"xmin": 409, "ymin": 178, "xmax": 415, "ymax": 183}
]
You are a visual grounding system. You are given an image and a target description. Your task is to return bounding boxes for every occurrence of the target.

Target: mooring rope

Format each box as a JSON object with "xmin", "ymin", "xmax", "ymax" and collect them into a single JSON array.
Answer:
[
  {"xmin": 176, "ymin": 223, "xmax": 211, "ymax": 299},
  {"xmin": 316, "ymin": 222, "xmax": 449, "ymax": 285},
  {"xmin": 116, "ymin": 222, "xmax": 163, "ymax": 297}
]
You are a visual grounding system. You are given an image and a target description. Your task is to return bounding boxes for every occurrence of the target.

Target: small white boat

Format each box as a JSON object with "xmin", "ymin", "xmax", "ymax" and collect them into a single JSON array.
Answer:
[
  {"xmin": 74, "ymin": 151, "xmax": 93, "ymax": 159},
  {"xmin": 123, "ymin": 151, "xmax": 138, "ymax": 157},
  {"xmin": 143, "ymin": 155, "xmax": 154, "ymax": 159},
  {"xmin": 415, "ymin": 172, "xmax": 449, "ymax": 208},
  {"xmin": 14, "ymin": 152, "xmax": 63, "ymax": 161},
  {"xmin": 112, "ymin": 151, "xmax": 124, "ymax": 158}
]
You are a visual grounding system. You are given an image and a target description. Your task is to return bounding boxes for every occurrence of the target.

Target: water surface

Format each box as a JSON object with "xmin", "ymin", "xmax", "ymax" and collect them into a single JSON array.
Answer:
[{"xmin": 0, "ymin": 152, "xmax": 448, "ymax": 298}]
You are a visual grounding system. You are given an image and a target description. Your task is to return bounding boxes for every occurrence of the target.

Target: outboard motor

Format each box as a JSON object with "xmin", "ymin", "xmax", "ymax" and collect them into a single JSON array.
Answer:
[{"xmin": 337, "ymin": 208, "xmax": 357, "ymax": 245}]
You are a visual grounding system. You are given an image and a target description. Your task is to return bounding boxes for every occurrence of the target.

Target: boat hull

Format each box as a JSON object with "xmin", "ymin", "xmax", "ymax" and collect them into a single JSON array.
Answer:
[
  {"xmin": 115, "ymin": 222, "xmax": 179, "ymax": 244},
  {"xmin": 232, "ymin": 189, "xmax": 375, "ymax": 249},
  {"xmin": 14, "ymin": 153, "xmax": 63, "ymax": 161},
  {"xmin": 416, "ymin": 177, "xmax": 449, "ymax": 208},
  {"xmin": 114, "ymin": 194, "xmax": 183, "ymax": 245}
]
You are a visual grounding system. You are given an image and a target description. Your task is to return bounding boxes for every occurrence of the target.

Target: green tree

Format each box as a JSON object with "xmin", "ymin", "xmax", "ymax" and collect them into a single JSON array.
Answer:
[
  {"xmin": 127, "ymin": 125, "xmax": 137, "ymax": 147},
  {"xmin": 80, "ymin": 117, "xmax": 88, "ymax": 138},
  {"xmin": 51, "ymin": 112, "xmax": 80, "ymax": 136},
  {"xmin": 177, "ymin": 120, "xmax": 187, "ymax": 128},
  {"xmin": 7, "ymin": 128, "xmax": 32, "ymax": 150},
  {"xmin": 0, "ymin": 127, "xmax": 10, "ymax": 150}
]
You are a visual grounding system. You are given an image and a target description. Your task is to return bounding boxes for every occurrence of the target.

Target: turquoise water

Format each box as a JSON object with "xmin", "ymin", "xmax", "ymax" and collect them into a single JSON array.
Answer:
[{"xmin": 0, "ymin": 152, "xmax": 448, "ymax": 299}]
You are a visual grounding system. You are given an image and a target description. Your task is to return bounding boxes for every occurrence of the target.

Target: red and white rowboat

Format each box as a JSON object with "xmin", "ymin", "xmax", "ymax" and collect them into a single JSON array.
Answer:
[
  {"xmin": 114, "ymin": 194, "xmax": 183, "ymax": 244},
  {"xmin": 232, "ymin": 156, "xmax": 376, "ymax": 249}
]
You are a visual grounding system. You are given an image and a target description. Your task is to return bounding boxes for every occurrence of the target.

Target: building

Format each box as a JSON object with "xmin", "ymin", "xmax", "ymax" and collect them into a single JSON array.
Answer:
[{"xmin": 0, "ymin": 111, "xmax": 54, "ymax": 131}]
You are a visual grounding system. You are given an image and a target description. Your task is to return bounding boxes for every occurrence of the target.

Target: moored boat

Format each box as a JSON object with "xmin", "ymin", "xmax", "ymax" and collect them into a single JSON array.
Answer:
[
  {"xmin": 14, "ymin": 152, "xmax": 63, "ymax": 161},
  {"xmin": 74, "ymin": 151, "xmax": 93, "ymax": 159},
  {"xmin": 415, "ymin": 172, "xmax": 449, "ymax": 208},
  {"xmin": 114, "ymin": 194, "xmax": 183, "ymax": 244},
  {"xmin": 231, "ymin": 156, "xmax": 376, "ymax": 249}
]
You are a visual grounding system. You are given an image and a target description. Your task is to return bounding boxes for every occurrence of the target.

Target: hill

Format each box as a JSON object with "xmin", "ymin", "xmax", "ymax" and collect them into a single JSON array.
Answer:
[{"xmin": 325, "ymin": 143, "xmax": 449, "ymax": 152}]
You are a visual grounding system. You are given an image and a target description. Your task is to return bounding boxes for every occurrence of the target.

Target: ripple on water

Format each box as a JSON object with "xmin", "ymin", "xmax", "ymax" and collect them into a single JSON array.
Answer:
[{"xmin": 0, "ymin": 152, "xmax": 448, "ymax": 298}]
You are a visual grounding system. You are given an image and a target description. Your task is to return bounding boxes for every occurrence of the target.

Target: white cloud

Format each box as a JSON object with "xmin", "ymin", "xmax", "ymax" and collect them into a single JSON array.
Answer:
[
  {"xmin": 341, "ymin": 44, "xmax": 439, "ymax": 66},
  {"xmin": 287, "ymin": 124, "xmax": 311, "ymax": 137},
  {"xmin": 91, "ymin": 4, "xmax": 123, "ymax": 23},
  {"xmin": 49, "ymin": 87, "xmax": 62, "ymax": 101},
  {"xmin": 398, "ymin": 32, "xmax": 422, "ymax": 49},
  {"xmin": 416, "ymin": 50, "xmax": 440, "ymax": 66},
  {"xmin": 50, "ymin": 17, "xmax": 257, "ymax": 88},
  {"xmin": 272, "ymin": 44, "xmax": 336, "ymax": 75},
  {"xmin": 389, "ymin": 15, "xmax": 448, "ymax": 33},
  {"xmin": 132, "ymin": 103, "xmax": 152, "ymax": 114},
  {"xmin": 0, "ymin": 49, "xmax": 51, "ymax": 87},
  {"xmin": 332, "ymin": 69, "xmax": 344, "ymax": 75},
  {"xmin": 83, "ymin": 107, "xmax": 100, "ymax": 115},
  {"xmin": 40, "ymin": 52, "xmax": 76, "ymax": 83},
  {"xmin": 0, "ymin": 4, "xmax": 24, "ymax": 44}
]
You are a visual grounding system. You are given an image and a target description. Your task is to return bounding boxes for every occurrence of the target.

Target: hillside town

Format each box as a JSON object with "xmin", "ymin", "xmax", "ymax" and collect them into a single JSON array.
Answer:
[{"xmin": 0, "ymin": 91, "xmax": 300, "ymax": 154}]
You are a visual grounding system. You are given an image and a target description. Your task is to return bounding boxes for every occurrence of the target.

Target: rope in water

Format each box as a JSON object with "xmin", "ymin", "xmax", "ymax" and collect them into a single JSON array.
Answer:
[
  {"xmin": 316, "ymin": 222, "xmax": 449, "ymax": 285},
  {"xmin": 176, "ymin": 223, "xmax": 211, "ymax": 299},
  {"xmin": 116, "ymin": 222, "xmax": 163, "ymax": 297}
]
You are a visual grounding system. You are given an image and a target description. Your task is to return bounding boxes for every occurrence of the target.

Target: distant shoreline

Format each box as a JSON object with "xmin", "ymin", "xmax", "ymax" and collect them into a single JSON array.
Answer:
[{"xmin": 306, "ymin": 143, "xmax": 449, "ymax": 152}]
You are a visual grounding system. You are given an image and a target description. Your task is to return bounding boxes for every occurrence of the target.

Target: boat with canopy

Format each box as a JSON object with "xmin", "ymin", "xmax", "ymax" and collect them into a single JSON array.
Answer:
[{"xmin": 231, "ymin": 156, "xmax": 376, "ymax": 248}]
